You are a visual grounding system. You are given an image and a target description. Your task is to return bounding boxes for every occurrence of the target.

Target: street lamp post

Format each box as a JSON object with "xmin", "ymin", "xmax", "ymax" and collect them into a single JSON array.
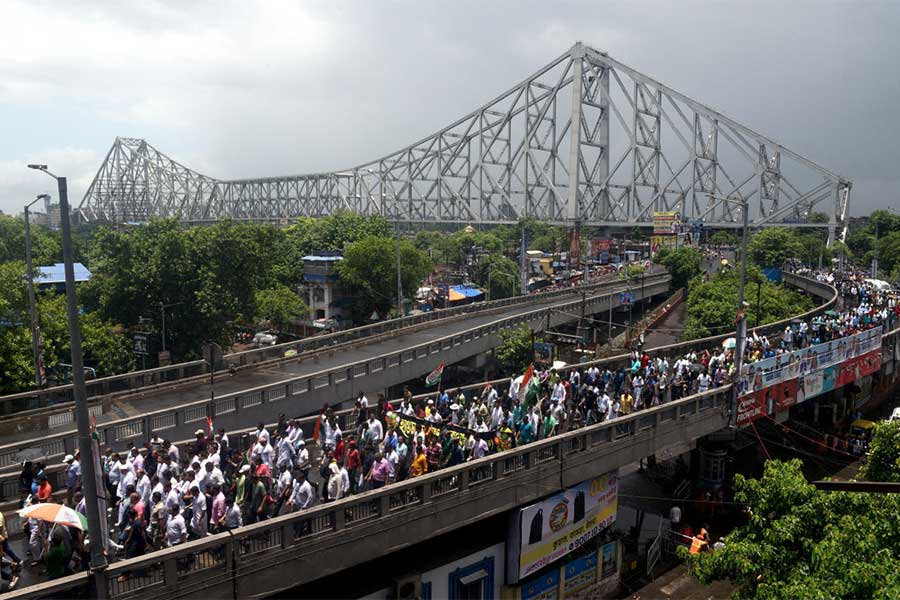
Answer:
[
  {"xmin": 24, "ymin": 193, "xmax": 50, "ymax": 387},
  {"xmin": 27, "ymin": 165, "xmax": 108, "ymax": 598},
  {"xmin": 708, "ymin": 193, "xmax": 750, "ymax": 427}
]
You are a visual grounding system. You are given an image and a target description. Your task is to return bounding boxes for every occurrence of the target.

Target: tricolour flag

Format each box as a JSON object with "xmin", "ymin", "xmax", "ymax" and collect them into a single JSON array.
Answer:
[
  {"xmin": 425, "ymin": 362, "xmax": 445, "ymax": 387},
  {"xmin": 522, "ymin": 364, "xmax": 540, "ymax": 407}
]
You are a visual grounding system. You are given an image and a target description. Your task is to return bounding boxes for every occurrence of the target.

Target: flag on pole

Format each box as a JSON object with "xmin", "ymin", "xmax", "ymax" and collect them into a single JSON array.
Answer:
[
  {"xmin": 522, "ymin": 364, "xmax": 540, "ymax": 407},
  {"xmin": 521, "ymin": 364, "xmax": 534, "ymax": 388},
  {"xmin": 313, "ymin": 403, "xmax": 328, "ymax": 443},
  {"xmin": 425, "ymin": 362, "xmax": 445, "ymax": 387},
  {"xmin": 206, "ymin": 415, "xmax": 214, "ymax": 437}
]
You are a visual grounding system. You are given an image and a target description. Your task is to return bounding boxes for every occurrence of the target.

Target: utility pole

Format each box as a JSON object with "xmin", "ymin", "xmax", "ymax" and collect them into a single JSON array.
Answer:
[
  {"xmin": 24, "ymin": 193, "xmax": 49, "ymax": 387},
  {"xmin": 396, "ymin": 225, "xmax": 403, "ymax": 317},
  {"xmin": 519, "ymin": 225, "xmax": 528, "ymax": 295},
  {"xmin": 28, "ymin": 165, "xmax": 108, "ymax": 598},
  {"xmin": 732, "ymin": 197, "xmax": 750, "ymax": 427}
]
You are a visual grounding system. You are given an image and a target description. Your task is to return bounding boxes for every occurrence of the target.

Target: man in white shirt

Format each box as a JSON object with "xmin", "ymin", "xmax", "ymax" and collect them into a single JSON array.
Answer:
[
  {"xmin": 290, "ymin": 472, "xmax": 314, "ymax": 510},
  {"xmin": 551, "ymin": 381, "xmax": 566, "ymax": 404},
  {"xmin": 166, "ymin": 505, "xmax": 187, "ymax": 547},
  {"xmin": 697, "ymin": 371, "xmax": 711, "ymax": 394},
  {"xmin": 254, "ymin": 423, "xmax": 270, "ymax": 445},
  {"xmin": 277, "ymin": 436, "xmax": 295, "ymax": 471},
  {"xmin": 367, "ymin": 413, "xmax": 384, "ymax": 445},
  {"xmin": 357, "ymin": 392, "xmax": 369, "ymax": 410},
  {"xmin": 276, "ymin": 468, "xmax": 293, "ymax": 497},
  {"xmin": 190, "ymin": 485, "xmax": 207, "ymax": 537},
  {"xmin": 224, "ymin": 497, "xmax": 242, "ymax": 530},
  {"xmin": 135, "ymin": 468, "xmax": 152, "ymax": 507}
]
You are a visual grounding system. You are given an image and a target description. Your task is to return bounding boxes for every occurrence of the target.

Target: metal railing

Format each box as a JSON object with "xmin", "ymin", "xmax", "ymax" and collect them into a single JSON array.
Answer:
[
  {"xmin": 0, "ymin": 271, "xmax": 833, "ymax": 500},
  {"xmin": 0, "ymin": 268, "xmax": 637, "ymax": 415},
  {"xmin": 4, "ymin": 274, "xmax": 892, "ymax": 600},
  {"xmin": 2, "ymin": 383, "xmax": 735, "ymax": 600},
  {"xmin": 0, "ymin": 273, "xmax": 672, "ymax": 482}
]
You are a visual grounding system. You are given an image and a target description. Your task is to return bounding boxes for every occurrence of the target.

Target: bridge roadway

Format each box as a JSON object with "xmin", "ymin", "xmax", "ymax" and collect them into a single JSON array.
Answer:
[
  {"xmin": 3, "ymin": 272, "xmax": 855, "ymax": 600},
  {"xmin": 0, "ymin": 272, "xmax": 672, "ymax": 475}
]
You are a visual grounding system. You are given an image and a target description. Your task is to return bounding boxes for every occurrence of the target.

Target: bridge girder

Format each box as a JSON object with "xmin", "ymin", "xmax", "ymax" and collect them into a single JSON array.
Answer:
[{"xmin": 79, "ymin": 43, "xmax": 851, "ymax": 238}]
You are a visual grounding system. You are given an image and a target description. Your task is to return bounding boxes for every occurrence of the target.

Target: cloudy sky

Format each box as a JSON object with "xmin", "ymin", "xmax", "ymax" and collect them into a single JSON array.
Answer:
[{"xmin": 1, "ymin": 0, "xmax": 898, "ymax": 217}]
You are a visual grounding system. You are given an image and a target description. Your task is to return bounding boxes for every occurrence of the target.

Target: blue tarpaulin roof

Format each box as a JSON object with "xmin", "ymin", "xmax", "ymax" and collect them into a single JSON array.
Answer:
[
  {"xmin": 36, "ymin": 263, "xmax": 91, "ymax": 284},
  {"xmin": 450, "ymin": 285, "xmax": 484, "ymax": 298}
]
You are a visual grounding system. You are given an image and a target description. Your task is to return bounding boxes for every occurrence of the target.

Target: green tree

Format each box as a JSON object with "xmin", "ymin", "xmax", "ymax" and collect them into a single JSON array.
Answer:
[
  {"xmin": 846, "ymin": 227, "xmax": 874, "ymax": 259},
  {"xmin": 0, "ymin": 261, "xmax": 34, "ymax": 392},
  {"xmin": 747, "ymin": 228, "xmax": 803, "ymax": 268},
  {"xmin": 337, "ymin": 236, "xmax": 432, "ymax": 322},
  {"xmin": 473, "ymin": 254, "xmax": 520, "ymax": 300},
  {"xmin": 494, "ymin": 324, "xmax": 533, "ymax": 373},
  {"xmin": 876, "ymin": 231, "xmax": 900, "ymax": 278},
  {"xmin": 255, "ymin": 286, "xmax": 309, "ymax": 331},
  {"xmin": 747, "ymin": 229, "xmax": 792, "ymax": 266},
  {"xmin": 859, "ymin": 421, "xmax": 900, "ymax": 483},
  {"xmin": 868, "ymin": 209, "xmax": 900, "ymax": 237},
  {"xmin": 656, "ymin": 247, "xmax": 702, "ymax": 290},
  {"xmin": 0, "ymin": 214, "xmax": 62, "ymax": 266},
  {"xmin": 687, "ymin": 459, "xmax": 900, "ymax": 599},
  {"xmin": 683, "ymin": 266, "xmax": 812, "ymax": 339},
  {"xmin": 709, "ymin": 230, "xmax": 739, "ymax": 247}
]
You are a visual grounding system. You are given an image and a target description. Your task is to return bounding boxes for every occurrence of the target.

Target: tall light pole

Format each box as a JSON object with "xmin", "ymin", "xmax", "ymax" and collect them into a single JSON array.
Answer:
[
  {"xmin": 24, "ymin": 193, "xmax": 49, "ymax": 387},
  {"xmin": 28, "ymin": 165, "xmax": 108, "ymax": 598},
  {"xmin": 708, "ymin": 193, "xmax": 749, "ymax": 427},
  {"xmin": 396, "ymin": 224, "xmax": 403, "ymax": 317}
]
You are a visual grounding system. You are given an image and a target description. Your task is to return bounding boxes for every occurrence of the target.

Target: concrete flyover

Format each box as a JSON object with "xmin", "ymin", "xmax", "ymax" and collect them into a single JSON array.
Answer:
[
  {"xmin": 7, "ymin": 385, "xmax": 735, "ymax": 600},
  {"xmin": 3, "ymin": 272, "xmax": 868, "ymax": 600},
  {"xmin": 0, "ymin": 268, "xmax": 649, "ymax": 419},
  {"xmin": 0, "ymin": 272, "xmax": 672, "ymax": 478},
  {"xmin": 0, "ymin": 271, "xmax": 832, "ymax": 505}
]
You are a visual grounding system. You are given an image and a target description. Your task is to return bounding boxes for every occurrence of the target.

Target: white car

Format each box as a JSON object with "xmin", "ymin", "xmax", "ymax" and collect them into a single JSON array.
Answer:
[
  {"xmin": 889, "ymin": 407, "xmax": 900, "ymax": 423},
  {"xmin": 253, "ymin": 332, "xmax": 278, "ymax": 347}
]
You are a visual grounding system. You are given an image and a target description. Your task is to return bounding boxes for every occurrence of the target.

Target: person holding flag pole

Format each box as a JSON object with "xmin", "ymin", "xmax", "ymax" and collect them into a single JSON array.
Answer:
[{"xmin": 425, "ymin": 362, "xmax": 444, "ymax": 388}]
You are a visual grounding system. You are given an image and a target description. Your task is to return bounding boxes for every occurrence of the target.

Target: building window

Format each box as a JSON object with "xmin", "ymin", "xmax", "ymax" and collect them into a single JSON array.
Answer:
[{"xmin": 448, "ymin": 556, "xmax": 494, "ymax": 600}]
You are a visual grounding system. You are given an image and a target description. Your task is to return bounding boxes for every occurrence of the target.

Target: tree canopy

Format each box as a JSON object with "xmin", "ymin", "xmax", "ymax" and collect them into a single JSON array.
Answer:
[
  {"xmin": 655, "ymin": 247, "xmax": 703, "ymax": 290},
  {"xmin": 337, "ymin": 236, "xmax": 432, "ymax": 321},
  {"xmin": 472, "ymin": 253, "xmax": 520, "ymax": 300},
  {"xmin": 687, "ymin": 459, "xmax": 900, "ymax": 599},
  {"xmin": 255, "ymin": 286, "xmax": 309, "ymax": 331},
  {"xmin": 747, "ymin": 228, "xmax": 804, "ymax": 268},
  {"xmin": 683, "ymin": 266, "xmax": 813, "ymax": 339},
  {"xmin": 858, "ymin": 421, "xmax": 900, "ymax": 483},
  {"xmin": 494, "ymin": 324, "xmax": 533, "ymax": 373}
]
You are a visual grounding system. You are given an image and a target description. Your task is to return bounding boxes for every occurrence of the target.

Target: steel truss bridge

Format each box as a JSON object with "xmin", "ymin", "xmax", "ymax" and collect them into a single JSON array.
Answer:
[{"xmin": 79, "ymin": 43, "xmax": 851, "ymax": 241}]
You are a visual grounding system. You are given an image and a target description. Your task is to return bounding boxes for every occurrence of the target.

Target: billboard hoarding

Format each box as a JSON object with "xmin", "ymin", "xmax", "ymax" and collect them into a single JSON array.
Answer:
[
  {"xmin": 506, "ymin": 472, "xmax": 618, "ymax": 583},
  {"xmin": 652, "ymin": 211, "xmax": 682, "ymax": 235}
]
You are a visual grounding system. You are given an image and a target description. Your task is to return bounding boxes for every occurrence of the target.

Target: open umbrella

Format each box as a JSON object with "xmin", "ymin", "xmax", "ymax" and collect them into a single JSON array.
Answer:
[
  {"xmin": 722, "ymin": 337, "xmax": 737, "ymax": 349},
  {"xmin": 18, "ymin": 503, "xmax": 87, "ymax": 530}
]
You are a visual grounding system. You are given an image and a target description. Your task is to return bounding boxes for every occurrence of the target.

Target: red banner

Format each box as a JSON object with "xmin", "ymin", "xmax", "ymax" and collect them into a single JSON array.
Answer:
[
  {"xmin": 736, "ymin": 379, "xmax": 798, "ymax": 426},
  {"xmin": 837, "ymin": 349, "xmax": 881, "ymax": 387}
]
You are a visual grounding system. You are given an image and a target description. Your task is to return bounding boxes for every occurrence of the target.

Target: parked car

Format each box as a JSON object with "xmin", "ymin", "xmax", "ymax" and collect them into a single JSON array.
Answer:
[{"xmin": 253, "ymin": 331, "xmax": 278, "ymax": 347}]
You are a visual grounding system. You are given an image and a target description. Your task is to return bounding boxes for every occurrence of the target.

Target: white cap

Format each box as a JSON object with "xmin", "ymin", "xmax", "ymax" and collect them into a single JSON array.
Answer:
[
  {"xmin": 63, "ymin": 454, "xmax": 74, "ymax": 463},
  {"xmin": 194, "ymin": 429, "xmax": 205, "ymax": 436},
  {"xmin": 297, "ymin": 439, "xmax": 306, "ymax": 446},
  {"xmin": 239, "ymin": 465, "xmax": 251, "ymax": 474}
]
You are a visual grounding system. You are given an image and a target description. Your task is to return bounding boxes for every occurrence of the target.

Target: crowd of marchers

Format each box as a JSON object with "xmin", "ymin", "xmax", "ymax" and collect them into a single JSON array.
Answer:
[{"xmin": 5, "ymin": 268, "xmax": 897, "ymax": 589}]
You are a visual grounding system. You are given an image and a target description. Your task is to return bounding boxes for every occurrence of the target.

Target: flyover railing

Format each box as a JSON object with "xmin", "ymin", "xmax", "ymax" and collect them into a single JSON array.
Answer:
[
  {"xmin": 2, "ymin": 383, "xmax": 734, "ymax": 600},
  {"xmin": 0, "ymin": 267, "xmax": 639, "ymax": 415},
  {"xmin": 0, "ymin": 273, "xmax": 671, "ymax": 480},
  {"xmin": 0, "ymin": 271, "xmax": 833, "ymax": 497},
  {"xmin": 1, "ymin": 274, "xmax": 873, "ymax": 598},
  {"xmin": 0, "ymin": 270, "xmax": 837, "ymax": 510}
]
